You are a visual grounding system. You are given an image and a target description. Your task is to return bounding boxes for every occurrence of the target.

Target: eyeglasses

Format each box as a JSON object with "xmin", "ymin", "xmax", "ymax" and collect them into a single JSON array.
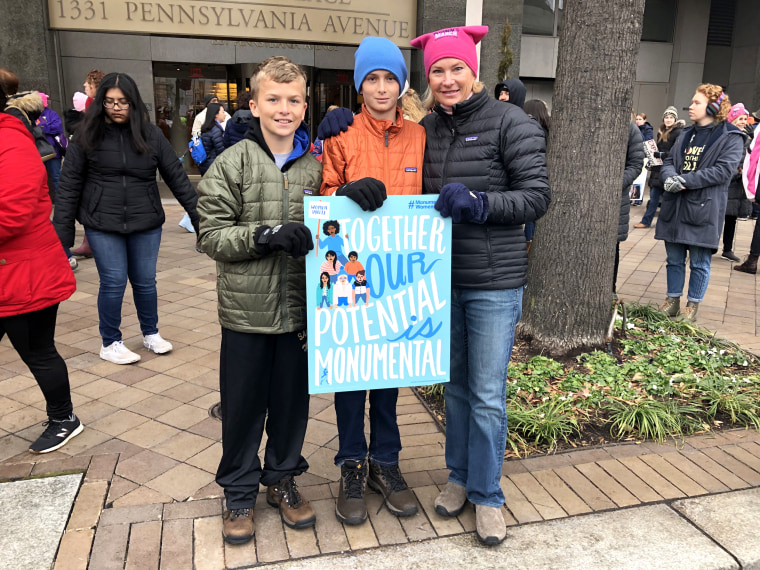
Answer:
[{"xmin": 103, "ymin": 100, "xmax": 130, "ymax": 109}]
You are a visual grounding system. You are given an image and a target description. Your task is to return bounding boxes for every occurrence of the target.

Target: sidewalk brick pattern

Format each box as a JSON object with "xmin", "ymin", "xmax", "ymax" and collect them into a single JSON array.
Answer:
[{"xmin": 1, "ymin": 205, "xmax": 759, "ymax": 568}]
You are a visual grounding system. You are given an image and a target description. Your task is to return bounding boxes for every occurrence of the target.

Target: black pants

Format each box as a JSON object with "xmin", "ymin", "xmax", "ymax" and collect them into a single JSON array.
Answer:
[
  {"xmin": 0, "ymin": 304, "xmax": 72, "ymax": 420},
  {"xmin": 613, "ymin": 242, "xmax": 620, "ymax": 293},
  {"xmin": 750, "ymin": 216, "xmax": 760, "ymax": 256},
  {"xmin": 723, "ymin": 216, "xmax": 737, "ymax": 252},
  {"xmin": 216, "ymin": 327, "xmax": 310, "ymax": 510}
]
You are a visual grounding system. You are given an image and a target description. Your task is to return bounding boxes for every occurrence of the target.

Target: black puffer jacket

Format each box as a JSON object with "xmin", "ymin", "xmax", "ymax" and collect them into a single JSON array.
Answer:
[
  {"xmin": 619, "ymin": 122, "xmax": 645, "ymax": 242},
  {"xmin": 54, "ymin": 122, "xmax": 199, "ymax": 248},
  {"xmin": 726, "ymin": 131, "xmax": 752, "ymax": 218},
  {"xmin": 649, "ymin": 122, "xmax": 684, "ymax": 189},
  {"xmin": 421, "ymin": 90, "xmax": 551, "ymax": 289},
  {"xmin": 200, "ymin": 123, "xmax": 225, "ymax": 175},
  {"xmin": 223, "ymin": 109, "xmax": 252, "ymax": 148}
]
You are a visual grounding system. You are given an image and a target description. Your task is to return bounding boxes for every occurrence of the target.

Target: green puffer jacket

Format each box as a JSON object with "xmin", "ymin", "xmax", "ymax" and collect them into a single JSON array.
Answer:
[{"xmin": 197, "ymin": 119, "xmax": 322, "ymax": 334}]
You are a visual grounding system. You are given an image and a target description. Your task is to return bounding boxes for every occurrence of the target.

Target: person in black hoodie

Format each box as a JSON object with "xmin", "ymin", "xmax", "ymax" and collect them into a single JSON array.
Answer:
[
  {"xmin": 223, "ymin": 90, "xmax": 253, "ymax": 148},
  {"xmin": 635, "ymin": 106, "xmax": 684, "ymax": 228},
  {"xmin": 53, "ymin": 73, "xmax": 200, "ymax": 365},
  {"xmin": 493, "ymin": 78, "xmax": 526, "ymax": 108}
]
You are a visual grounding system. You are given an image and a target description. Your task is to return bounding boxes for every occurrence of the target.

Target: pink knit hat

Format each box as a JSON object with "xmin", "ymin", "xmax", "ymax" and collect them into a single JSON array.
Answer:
[
  {"xmin": 73, "ymin": 91, "xmax": 88, "ymax": 112},
  {"xmin": 728, "ymin": 103, "xmax": 749, "ymax": 124},
  {"xmin": 39, "ymin": 92, "xmax": 49, "ymax": 107},
  {"xmin": 410, "ymin": 26, "xmax": 489, "ymax": 78}
]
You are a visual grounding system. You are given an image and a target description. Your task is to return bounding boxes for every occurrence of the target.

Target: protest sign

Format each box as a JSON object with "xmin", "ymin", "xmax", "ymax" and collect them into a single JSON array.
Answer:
[{"xmin": 305, "ymin": 195, "xmax": 452, "ymax": 394}]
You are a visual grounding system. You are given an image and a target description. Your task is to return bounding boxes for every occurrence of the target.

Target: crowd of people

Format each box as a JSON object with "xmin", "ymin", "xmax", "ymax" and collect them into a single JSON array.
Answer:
[{"xmin": 0, "ymin": 22, "xmax": 753, "ymax": 550}]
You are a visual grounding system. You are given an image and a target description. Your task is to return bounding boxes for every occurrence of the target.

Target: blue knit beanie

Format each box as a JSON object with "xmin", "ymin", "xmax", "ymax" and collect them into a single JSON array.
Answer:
[{"xmin": 353, "ymin": 37, "xmax": 408, "ymax": 94}]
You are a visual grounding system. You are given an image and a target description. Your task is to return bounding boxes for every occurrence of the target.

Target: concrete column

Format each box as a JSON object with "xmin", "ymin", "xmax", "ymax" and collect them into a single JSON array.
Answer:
[
  {"xmin": 0, "ymin": 0, "xmax": 63, "ymax": 111},
  {"xmin": 728, "ymin": 0, "xmax": 760, "ymax": 112},
  {"xmin": 667, "ymin": 0, "xmax": 711, "ymax": 111}
]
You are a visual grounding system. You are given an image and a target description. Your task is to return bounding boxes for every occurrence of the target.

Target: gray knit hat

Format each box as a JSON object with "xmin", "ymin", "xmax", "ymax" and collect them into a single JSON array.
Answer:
[{"xmin": 663, "ymin": 106, "xmax": 678, "ymax": 120}]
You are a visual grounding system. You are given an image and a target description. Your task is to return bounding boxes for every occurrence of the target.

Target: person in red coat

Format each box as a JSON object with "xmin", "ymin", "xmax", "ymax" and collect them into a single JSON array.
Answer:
[{"xmin": 0, "ymin": 86, "xmax": 82, "ymax": 454}]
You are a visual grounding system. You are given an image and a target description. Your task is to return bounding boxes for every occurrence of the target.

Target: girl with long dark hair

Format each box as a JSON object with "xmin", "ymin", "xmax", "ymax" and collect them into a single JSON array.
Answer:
[
  {"xmin": 54, "ymin": 72, "xmax": 200, "ymax": 365},
  {"xmin": 199, "ymin": 102, "xmax": 226, "ymax": 175}
]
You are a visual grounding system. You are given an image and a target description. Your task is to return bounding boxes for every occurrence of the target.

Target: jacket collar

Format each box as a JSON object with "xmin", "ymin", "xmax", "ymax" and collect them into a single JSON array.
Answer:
[
  {"xmin": 433, "ymin": 89, "xmax": 489, "ymax": 123},
  {"xmin": 357, "ymin": 104, "xmax": 405, "ymax": 138},
  {"xmin": 244, "ymin": 117, "xmax": 312, "ymax": 171}
]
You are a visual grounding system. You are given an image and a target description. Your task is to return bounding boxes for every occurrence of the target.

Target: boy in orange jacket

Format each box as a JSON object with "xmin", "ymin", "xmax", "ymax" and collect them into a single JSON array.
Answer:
[{"xmin": 320, "ymin": 36, "xmax": 426, "ymax": 526}]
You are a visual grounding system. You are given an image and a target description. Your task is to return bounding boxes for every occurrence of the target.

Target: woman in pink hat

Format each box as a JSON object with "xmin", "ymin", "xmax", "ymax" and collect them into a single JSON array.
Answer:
[
  {"xmin": 410, "ymin": 26, "xmax": 551, "ymax": 545},
  {"xmin": 721, "ymin": 103, "xmax": 752, "ymax": 262}
]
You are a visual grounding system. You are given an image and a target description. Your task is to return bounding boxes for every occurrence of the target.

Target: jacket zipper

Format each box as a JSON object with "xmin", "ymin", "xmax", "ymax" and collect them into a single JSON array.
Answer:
[
  {"xmin": 384, "ymin": 130, "xmax": 390, "ymax": 189},
  {"xmin": 440, "ymin": 122, "xmax": 456, "ymax": 188},
  {"xmin": 280, "ymin": 170, "xmax": 290, "ymax": 331},
  {"xmin": 120, "ymin": 130, "xmax": 128, "ymax": 231}
]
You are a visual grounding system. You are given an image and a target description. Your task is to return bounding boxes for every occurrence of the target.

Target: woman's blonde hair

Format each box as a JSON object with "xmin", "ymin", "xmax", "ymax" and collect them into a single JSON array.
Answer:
[
  {"xmin": 696, "ymin": 83, "xmax": 731, "ymax": 123},
  {"xmin": 401, "ymin": 88, "xmax": 426, "ymax": 122},
  {"xmin": 422, "ymin": 81, "xmax": 485, "ymax": 109}
]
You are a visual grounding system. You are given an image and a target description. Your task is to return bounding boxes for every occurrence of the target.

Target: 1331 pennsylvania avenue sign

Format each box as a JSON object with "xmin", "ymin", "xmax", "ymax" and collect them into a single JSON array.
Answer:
[
  {"xmin": 47, "ymin": 0, "xmax": 416, "ymax": 47},
  {"xmin": 305, "ymin": 195, "xmax": 451, "ymax": 394}
]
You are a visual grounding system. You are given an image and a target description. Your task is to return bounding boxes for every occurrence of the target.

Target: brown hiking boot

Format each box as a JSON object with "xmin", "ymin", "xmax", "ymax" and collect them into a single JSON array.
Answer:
[
  {"xmin": 659, "ymin": 296, "xmax": 680, "ymax": 318},
  {"xmin": 681, "ymin": 301, "xmax": 699, "ymax": 323},
  {"xmin": 71, "ymin": 236, "xmax": 93, "ymax": 257},
  {"xmin": 222, "ymin": 508, "xmax": 254, "ymax": 545},
  {"xmin": 266, "ymin": 476, "xmax": 316, "ymax": 529},
  {"xmin": 367, "ymin": 461, "xmax": 418, "ymax": 517},
  {"xmin": 335, "ymin": 459, "xmax": 368, "ymax": 525},
  {"xmin": 734, "ymin": 254, "xmax": 759, "ymax": 274}
]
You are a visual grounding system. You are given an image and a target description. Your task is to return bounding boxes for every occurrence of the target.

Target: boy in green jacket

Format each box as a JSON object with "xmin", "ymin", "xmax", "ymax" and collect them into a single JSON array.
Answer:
[{"xmin": 197, "ymin": 56, "xmax": 322, "ymax": 545}]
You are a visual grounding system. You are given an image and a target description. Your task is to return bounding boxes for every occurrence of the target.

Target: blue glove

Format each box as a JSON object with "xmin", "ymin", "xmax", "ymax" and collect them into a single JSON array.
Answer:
[
  {"xmin": 435, "ymin": 183, "xmax": 489, "ymax": 224},
  {"xmin": 663, "ymin": 175, "xmax": 686, "ymax": 193},
  {"xmin": 317, "ymin": 108, "xmax": 354, "ymax": 140}
]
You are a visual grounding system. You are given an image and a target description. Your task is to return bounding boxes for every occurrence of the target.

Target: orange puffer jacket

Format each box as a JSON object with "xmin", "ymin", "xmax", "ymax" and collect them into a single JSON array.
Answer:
[{"xmin": 320, "ymin": 105, "xmax": 426, "ymax": 196}]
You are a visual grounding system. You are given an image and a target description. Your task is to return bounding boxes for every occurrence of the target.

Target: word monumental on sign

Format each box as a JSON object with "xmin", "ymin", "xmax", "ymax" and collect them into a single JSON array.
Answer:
[
  {"xmin": 47, "ymin": 0, "xmax": 416, "ymax": 47},
  {"xmin": 305, "ymin": 195, "xmax": 452, "ymax": 395}
]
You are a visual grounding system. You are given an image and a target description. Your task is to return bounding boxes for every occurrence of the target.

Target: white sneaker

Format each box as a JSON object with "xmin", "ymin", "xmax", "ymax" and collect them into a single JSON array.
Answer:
[
  {"xmin": 178, "ymin": 213, "xmax": 195, "ymax": 233},
  {"xmin": 100, "ymin": 341, "xmax": 141, "ymax": 364},
  {"xmin": 68, "ymin": 256, "xmax": 78, "ymax": 271},
  {"xmin": 143, "ymin": 333, "xmax": 173, "ymax": 354}
]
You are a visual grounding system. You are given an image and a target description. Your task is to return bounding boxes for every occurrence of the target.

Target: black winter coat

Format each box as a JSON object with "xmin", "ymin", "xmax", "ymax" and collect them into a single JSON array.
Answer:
[
  {"xmin": 54, "ymin": 122, "xmax": 199, "ymax": 248},
  {"xmin": 421, "ymin": 90, "xmax": 551, "ymax": 289},
  {"xmin": 223, "ymin": 109, "xmax": 252, "ymax": 149},
  {"xmin": 649, "ymin": 123, "xmax": 684, "ymax": 189},
  {"xmin": 726, "ymin": 132, "xmax": 752, "ymax": 218},
  {"xmin": 200, "ymin": 123, "xmax": 225, "ymax": 175},
  {"xmin": 619, "ymin": 123, "xmax": 645, "ymax": 242},
  {"xmin": 655, "ymin": 122, "xmax": 745, "ymax": 250}
]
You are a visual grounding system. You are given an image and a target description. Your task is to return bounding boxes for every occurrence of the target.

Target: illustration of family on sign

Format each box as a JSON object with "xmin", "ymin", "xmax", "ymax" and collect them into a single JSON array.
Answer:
[{"xmin": 316, "ymin": 220, "xmax": 371, "ymax": 309}]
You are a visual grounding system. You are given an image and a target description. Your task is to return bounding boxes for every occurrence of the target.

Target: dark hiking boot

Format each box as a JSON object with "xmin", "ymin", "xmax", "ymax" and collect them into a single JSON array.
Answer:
[
  {"xmin": 222, "ymin": 508, "xmax": 254, "ymax": 545},
  {"xmin": 267, "ymin": 476, "xmax": 316, "ymax": 529},
  {"xmin": 734, "ymin": 254, "xmax": 759, "ymax": 274},
  {"xmin": 659, "ymin": 296, "xmax": 680, "ymax": 318},
  {"xmin": 721, "ymin": 250, "xmax": 740, "ymax": 262},
  {"xmin": 335, "ymin": 460, "xmax": 368, "ymax": 525},
  {"xmin": 367, "ymin": 461, "xmax": 418, "ymax": 517},
  {"xmin": 29, "ymin": 414, "xmax": 83, "ymax": 454},
  {"xmin": 682, "ymin": 301, "xmax": 699, "ymax": 323}
]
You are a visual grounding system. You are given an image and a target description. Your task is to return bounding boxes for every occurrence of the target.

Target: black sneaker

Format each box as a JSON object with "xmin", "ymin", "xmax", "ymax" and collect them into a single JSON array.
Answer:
[
  {"xmin": 721, "ymin": 251, "xmax": 740, "ymax": 262},
  {"xmin": 29, "ymin": 414, "xmax": 83, "ymax": 454},
  {"xmin": 335, "ymin": 460, "xmax": 368, "ymax": 525}
]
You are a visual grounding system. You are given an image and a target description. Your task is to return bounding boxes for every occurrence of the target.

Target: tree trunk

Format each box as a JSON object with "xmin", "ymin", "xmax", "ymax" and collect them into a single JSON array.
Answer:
[{"xmin": 519, "ymin": 0, "xmax": 645, "ymax": 355}]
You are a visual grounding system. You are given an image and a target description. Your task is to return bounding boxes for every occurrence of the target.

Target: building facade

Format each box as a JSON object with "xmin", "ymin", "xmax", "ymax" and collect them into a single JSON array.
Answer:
[{"xmin": 3, "ymin": 0, "xmax": 758, "ymax": 169}]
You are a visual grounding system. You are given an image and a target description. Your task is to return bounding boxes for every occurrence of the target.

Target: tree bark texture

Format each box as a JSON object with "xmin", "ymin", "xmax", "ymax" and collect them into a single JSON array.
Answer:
[{"xmin": 520, "ymin": 0, "xmax": 646, "ymax": 355}]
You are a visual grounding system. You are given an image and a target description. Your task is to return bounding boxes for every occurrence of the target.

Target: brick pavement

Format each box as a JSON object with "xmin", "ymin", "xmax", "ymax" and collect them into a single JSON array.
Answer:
[{"xmin": 1, "ymin": 202, "xmax": 759, "ymax": 568}]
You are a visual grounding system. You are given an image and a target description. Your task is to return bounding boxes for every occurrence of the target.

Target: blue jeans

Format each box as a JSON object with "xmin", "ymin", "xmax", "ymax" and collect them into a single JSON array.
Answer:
[
  {"xmin": 664, "ymin": 242, "xmax": 712, "ymax": 303},
  {"xmin": 85, "ymin": 227, "xmax": 162, "ymax": 345},
  {"xmin": 524, "ymin": 222, "xmax": 535, "ymax": 242},
  {"xmin": 46, "ymin": 158, "xmax": 61, "ymax": 196},
  {"xmin": 641, "ymin": 185, "xmax": 663, "ymax": 226},
  {"xmin": 334, "ymin": 388, "xmax": 401, "ymax": 466},
  {"xmin": 445, "ymin": 286, "xmax": 523, "ymax": 507}
]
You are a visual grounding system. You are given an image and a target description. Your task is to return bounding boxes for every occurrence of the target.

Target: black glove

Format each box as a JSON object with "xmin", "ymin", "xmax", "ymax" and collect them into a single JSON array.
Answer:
[
  {"xmin": 255, "ymin": 223, "xmax": 314, "ymax": 257},
  {"xmin": 653, "ymin": 151, "xmax": 662, "ymax": 159},
  {"xmin": 190, "ymin": 216, "xmax": 200, "ymax": 236},
  {"xmin": 336, "ymin": 178, "xmax": 387, "ymax": 211},
  {"xmin": 317, "ymin": 107, "xmax": 354, "ymax": 140}
]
